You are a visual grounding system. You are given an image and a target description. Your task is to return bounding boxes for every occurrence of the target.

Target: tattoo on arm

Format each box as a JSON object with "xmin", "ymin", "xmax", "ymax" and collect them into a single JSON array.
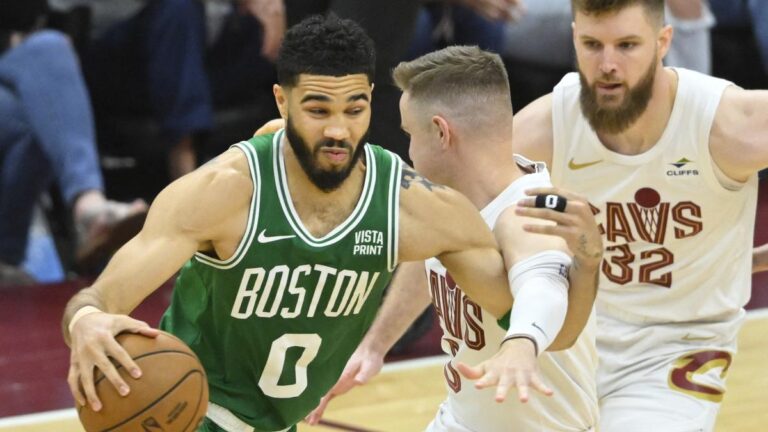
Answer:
[
  {"xmin": 401, "ymin": 165, "xmax": 444, "ymax": 191},
  {"xmin": 577, "ymin": 234, "xmax": 602, "ymax": 260}
]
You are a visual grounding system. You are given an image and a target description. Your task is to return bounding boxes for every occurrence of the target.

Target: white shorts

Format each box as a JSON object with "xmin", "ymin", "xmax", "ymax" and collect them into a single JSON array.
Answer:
[
  {"xmin": 426, "ymin": 403, "xmax": 473, "ymax": 432},
  {"xmin": 596, "ymin": 312, "xmax": 743, "ymax": 432}
]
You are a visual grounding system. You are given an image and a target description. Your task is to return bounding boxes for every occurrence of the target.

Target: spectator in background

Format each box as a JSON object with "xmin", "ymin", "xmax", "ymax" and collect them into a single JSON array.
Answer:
[
  {"xmin": 406, "ymin": 0, "xmax": 525, "ymax": 59},
  {"xmin": 48, "ymin": 0, "xmax": 219, "ymax": 180},
  {"xmin": 665, "ymin": 0, "xmax": 715, "ymax": 74},
  {"xmin": 0, "ymin": 0, "xmax": 146, "ymax": 284},
  {"xmin": 710, "ymin": 0, "xmax": 768, "ymax": 77}
]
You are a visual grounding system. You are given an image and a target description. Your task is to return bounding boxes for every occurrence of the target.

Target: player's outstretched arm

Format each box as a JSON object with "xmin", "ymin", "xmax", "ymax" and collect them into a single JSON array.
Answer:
[
  {"xmin": 459, "ymin": 195, "xmax": 579, "ymax": 404},
  {"xmin": 513, "ymin": 187, "xmax": 602, "ymax": 350},
  {"xmin": 398, "ymin": 166, "xmax": 512, "ymax": 318},
  {"xmin": 710, "ymin": 87, "xmax": 768, "ymax": 182},
  {"xmin": 305, "ymin": 261, "xmax": 432, "ymax": 425},
  {"xmin": 62, "ymin": 149, "xmax": 253, "ymax": 412}
]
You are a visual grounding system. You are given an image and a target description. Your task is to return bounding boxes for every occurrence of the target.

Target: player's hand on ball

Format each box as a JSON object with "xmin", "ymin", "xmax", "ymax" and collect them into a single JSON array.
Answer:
[
  {"xmin": 516, "ymin": 187, "xmax": 603, "ymax": 268},
  {"xmin": 456, "ymin": 337, "xmax": 552, "ymax": 403},
  {"xmin": 304, "ymin": 346, "xmax": 384, "ymax": 425},
  {"xmin": 67, "ymin": 312, "xmax": 159, "ymax": 411}
]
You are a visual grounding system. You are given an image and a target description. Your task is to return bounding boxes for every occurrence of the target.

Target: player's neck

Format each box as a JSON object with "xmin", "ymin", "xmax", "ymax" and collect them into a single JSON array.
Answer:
[
  {"xmin": 597, "ymin": 67, "xmax": 678, "ymax": 156},
  {"xmin": 282, "ymin": 141, "xmax": 366, "ymax": 235},
  {"xmin": 448, "ymin": 141, "xmax": 522, "ymax": 210}
]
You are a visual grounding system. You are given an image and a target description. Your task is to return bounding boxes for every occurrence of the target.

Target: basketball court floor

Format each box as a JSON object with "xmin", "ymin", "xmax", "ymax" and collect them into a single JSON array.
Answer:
[{"xmin": 2, "ymin": 185, "xmax": 768, "ymax": 432}]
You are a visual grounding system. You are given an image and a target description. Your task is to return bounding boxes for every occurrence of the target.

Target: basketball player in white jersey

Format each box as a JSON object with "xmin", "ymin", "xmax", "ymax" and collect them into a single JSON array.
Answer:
[
  {"xmin": 303, "ymin": 46, "xmax": 604, "ymax": 431},
  {"xmin": 508, "ymin": 1, "xmax": 768, "ymax": 430}
]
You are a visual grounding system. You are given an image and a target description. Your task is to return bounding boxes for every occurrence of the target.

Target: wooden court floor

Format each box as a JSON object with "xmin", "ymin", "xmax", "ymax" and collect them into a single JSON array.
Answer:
[{"xmin": 2, "ymin": 313, "xmax": 765, "ymax": 432}]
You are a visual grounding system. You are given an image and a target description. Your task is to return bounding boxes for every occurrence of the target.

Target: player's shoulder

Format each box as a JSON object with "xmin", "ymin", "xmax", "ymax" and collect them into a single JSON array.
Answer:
[
  {"xmin": 398, "ymin": 164, "xmax": 464, "ymax": 214},
  {"xmin": 513, "ymin": 93, "xmax": 554, "ymax": 164},
  {"xmin": 166, "ymin": 149, "xmax": 253, "ymax": 220}
]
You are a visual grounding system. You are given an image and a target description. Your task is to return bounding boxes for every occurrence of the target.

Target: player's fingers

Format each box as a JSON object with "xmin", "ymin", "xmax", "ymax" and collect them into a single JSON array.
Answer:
[
  {"xmin": 515, "ymin": 370, "xmax": 530, "ymax": 403},
  {"xmin": 78, "ymin": 362, "xmax": 102, "ymax": 412},
  {"xmin": 525, "ymin": 187, "xmax": 588, "ymax": 203},
  {"xmin": 529, "ymin": 373, "xmax": 554, "ymax": 396},
  {"xmin": 116, "ymin": 316, "xmax": 158, "ymax": 338},
  {"xmin": 521, "ymin": 223, "xmax": 573, "ymax": 238},
  {"xmin": 67, "ymin": 364, "xmax": 86, "ymax": 406},
  {"xmin": 306, "ymin": 395, "xmax": 332, "ymax": 425},
  {"xmin": 104, "ymin": 337, "xmax": 141, "ymax": 380},
  {"xmin": 456, "ymin": 362, "xmax": 485, "ymax": 380},
  {"xmin": 494, "ymin": 375, "xmax": 513, "ymax": 403},
  {"xmin": 474, "ymin": 371, "xmax": 499, "ymax": 390},
  {"xmin": 515, "ymin": 206, "xmax": 573, "ymax": 225},
  {"xmin": 93, "ymin": 349, "xmax": 130, "ymax": 396}
]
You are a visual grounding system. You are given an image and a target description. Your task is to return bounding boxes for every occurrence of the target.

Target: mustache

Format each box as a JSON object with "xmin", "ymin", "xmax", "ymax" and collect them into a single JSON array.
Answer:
[
  {"xmin": 316, "ymin": 139, "xmax": 353, "ymax": 150},
  {"xmin": 594, "ymin": 76, "xmax": 623, "ymax": 85}
]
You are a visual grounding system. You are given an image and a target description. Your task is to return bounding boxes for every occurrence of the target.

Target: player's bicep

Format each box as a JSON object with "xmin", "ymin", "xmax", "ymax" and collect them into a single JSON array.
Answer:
[
  {"xmin": 397, "ymin": 165, "xmax": 495, "ymax": 260},
  {"xmin": 711, "ymin": 87, "xmax": 768, "ymax": 180}
]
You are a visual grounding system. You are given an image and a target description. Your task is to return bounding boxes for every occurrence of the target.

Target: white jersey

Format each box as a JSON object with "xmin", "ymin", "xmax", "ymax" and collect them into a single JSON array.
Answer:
[
  {"xmin": 426, "ymin": 156, "xmax": 598, "ymax": 432},
  {"xmin": 551, "ymin": 68, "xmax": 757, "ymax": 324}
]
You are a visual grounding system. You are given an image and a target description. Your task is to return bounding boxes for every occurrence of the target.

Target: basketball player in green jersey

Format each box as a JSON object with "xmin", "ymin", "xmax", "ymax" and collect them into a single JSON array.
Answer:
[{"xmin": 61, "ymin": 15, "xmax": 519, "ymax": 432}]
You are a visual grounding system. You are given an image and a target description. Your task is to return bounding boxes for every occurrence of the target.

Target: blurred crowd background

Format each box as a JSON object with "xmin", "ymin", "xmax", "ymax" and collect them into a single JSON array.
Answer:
[{"xmin": 0, "ymin": 0, "xmax": 765, "ymax": 286}]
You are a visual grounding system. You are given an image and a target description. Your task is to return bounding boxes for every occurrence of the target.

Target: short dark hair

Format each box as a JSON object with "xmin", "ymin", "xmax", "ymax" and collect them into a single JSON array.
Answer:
[
  {"xmin": 571, "ymin": 0, "xmax": 664, "ymax": 27},
  {"xmin": 393, "ymin": 45, "xmax": 511, "ymax": 108},
  {"xmin": 276, "ymin": 14, "xmax": 376, "ymax": 88}
]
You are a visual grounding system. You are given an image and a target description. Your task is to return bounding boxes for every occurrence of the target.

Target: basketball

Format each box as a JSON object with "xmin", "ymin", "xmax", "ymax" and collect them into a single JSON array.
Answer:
[{"xmin": 78, "ymin": 331, "xmax": 208, "ymax": 432}]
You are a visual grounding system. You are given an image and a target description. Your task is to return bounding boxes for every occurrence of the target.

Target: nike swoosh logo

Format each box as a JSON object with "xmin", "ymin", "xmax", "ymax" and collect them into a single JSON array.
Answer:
[
  {"xmin": 682, "ymin": 334, "xmax": 716, "ymax": 342},
  {"xmin": 257, "ymin": 229, "xmax": 296, "ymax": 243},
  {"xmin": 568, "ymin": 158, "xmax": 603, "ymax": 170}
]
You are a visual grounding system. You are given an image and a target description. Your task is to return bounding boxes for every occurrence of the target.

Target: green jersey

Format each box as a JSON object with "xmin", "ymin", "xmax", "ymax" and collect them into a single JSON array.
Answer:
[{"xmin": 160, "ymin": 130, "xmax": 402, "ymax": 431}]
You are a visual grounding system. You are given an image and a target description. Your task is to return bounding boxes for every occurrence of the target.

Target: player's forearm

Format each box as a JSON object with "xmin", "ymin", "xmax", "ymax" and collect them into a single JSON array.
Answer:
[
  {"xmin": 62, "ymin": 233, "xmax": 196, "ymax": 344},
  {"xmin": 549, "ymin": 257, "xmax": 598, "ymax": 351},
  {"xmin": 439, "ymin": 248, "xmax": 512, "ymax": 318},
  {"xmin": 359, "ymin": 264, "xmax": 432, "ymax": 356},
  {"xmin": 753, "ymin": 244, "xmax": 768, "ymax": 274}
]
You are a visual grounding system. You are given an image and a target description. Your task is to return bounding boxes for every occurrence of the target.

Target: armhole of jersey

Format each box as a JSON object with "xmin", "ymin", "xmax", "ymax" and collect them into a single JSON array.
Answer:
[
  {"xmin": 550, "ymin": 84, "xmax": 566, "ymax": 187},
  {"xmin": 387, "ymin": 152, "xmax": 402, "ymax": 272},
  {"xmin": 697, "ymin": 83, "xmax": 748, "ymax": 194},
  {"xmin": 193, "ymin": 141, "xmax": 261, "ymax": 269}
]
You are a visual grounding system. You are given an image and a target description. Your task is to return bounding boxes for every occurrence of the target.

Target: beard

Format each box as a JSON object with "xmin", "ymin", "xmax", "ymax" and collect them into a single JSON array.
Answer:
[
  {"xmin": 285, "ymin": 118, "xmax": 369, "ymax": 192},
  {"xmin": 579, "ymin": 55, "xmax": 657, "ymax": 134}
]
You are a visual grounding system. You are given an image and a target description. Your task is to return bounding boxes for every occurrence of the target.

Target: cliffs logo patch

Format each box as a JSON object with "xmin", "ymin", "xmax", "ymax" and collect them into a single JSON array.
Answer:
[{"xmin": 667, "ymin": 158, "xmax": 698, "ymax": 177}]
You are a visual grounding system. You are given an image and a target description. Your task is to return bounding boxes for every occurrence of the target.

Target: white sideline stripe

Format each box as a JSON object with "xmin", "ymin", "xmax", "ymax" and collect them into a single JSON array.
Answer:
[
  {"xmin": 2, "ymin": 308, "xmax": 766, "ymax": 426},
  {"xmin": 746, "ymin": 307, "xmax": 768, "ymax": 320},
  {"xmin": 0, "ymin": 408, "xmax": 76, "ymax": 426}
]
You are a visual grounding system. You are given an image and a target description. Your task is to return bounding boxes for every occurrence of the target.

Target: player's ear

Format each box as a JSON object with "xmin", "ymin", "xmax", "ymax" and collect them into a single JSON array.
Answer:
[
  {"xmin": 658, "ymin": 24, "xmax": 673, "ymax": 61},
  {"xmin": 274, "ymin": 84, "xmax": 288, "ymax": 119},
  {"xmin": 432, "ymin": 115, "xmax": 452, "ymax": 150}
]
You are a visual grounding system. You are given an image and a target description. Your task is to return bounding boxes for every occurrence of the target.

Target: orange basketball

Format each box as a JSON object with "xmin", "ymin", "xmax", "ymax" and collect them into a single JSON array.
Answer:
[{"xmin": 78, "ymin": 331, "xmax": 208, "ymax": 432}]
